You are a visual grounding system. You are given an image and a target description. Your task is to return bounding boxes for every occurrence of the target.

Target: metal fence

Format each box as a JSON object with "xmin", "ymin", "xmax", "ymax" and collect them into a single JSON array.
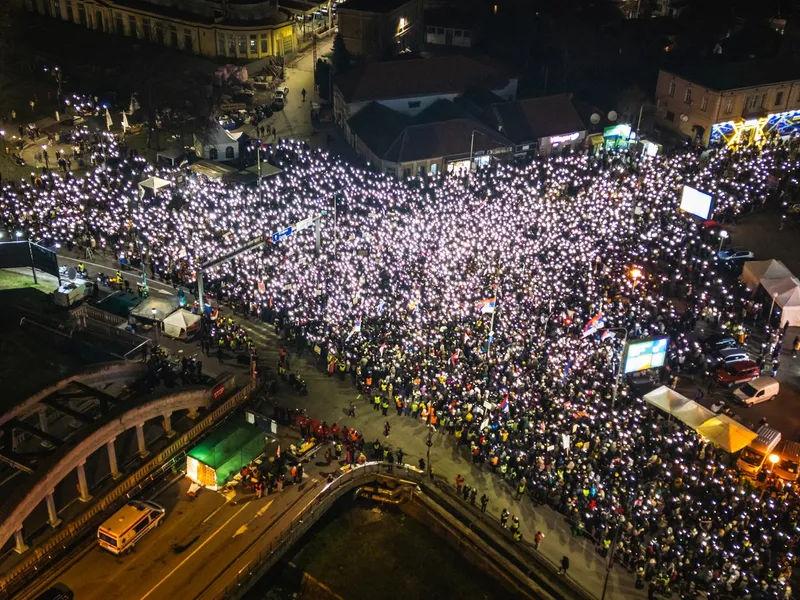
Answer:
[{"xmin": 0, "ymin": 380, "xmax": 257, "ymax": 599}]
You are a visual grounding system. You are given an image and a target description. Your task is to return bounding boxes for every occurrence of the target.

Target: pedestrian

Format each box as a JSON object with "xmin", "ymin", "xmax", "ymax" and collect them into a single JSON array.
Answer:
[
  {"xmin": 418, "ymin": 457, "xmax": 425, "ymax": 472},
  {"xmin": 462, "ymin": 484, "xmax": 470, "ymax": 501},
  {"xmin": 456, "ymin": 474, "xmax": 464, "ymax": 492},
  {"xmin": 469, "ymin": 488, "xmax": 477, "ymax": 506},
  {"xmin": 534, "ymin": 531, "xmax": 543, "ymax": 549},
  {"xmin": 559, "ymin": 555, "xmax": 570, "ymax": 576},
  {"xmin": 794, "ymin": 336, "xmax": 800, "ymax": 358},
  {"xmin": 772, "ymin": 360, "xmax": 780, "ymax": 377},
  {"xmin": 348, "ymin": 401, "xmax": 356, "ymax": 417},
  {"xmin": 480, "ymin": 493, "xmax": 488, "ymax": 513},
  {"xmin": 383, "ymin": 420, "xmax": 391, "ymax": 437},
  {"xmin": 500, "ymin": 508, "xmax": 509, "ymax": 527},
  {"xmin": 301, "ymin": 88, "xmax": 307, "ymax": 102}
]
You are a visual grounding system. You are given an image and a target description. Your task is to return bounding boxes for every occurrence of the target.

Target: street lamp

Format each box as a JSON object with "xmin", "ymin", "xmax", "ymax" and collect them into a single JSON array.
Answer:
[
  {"xmin": 769, "ymin": 454, "xmax": 780, "ymax": 468},
  {"xmin": 151, "ymin": 307, "xmax": 159, "ymax": 342},
  {"xmin": 608, "ymin": 327, "xmax": 629, "ymax": 409},
  {"xmin": 717, "ymin": 229, "xmax": 728, "ymax": 254}
]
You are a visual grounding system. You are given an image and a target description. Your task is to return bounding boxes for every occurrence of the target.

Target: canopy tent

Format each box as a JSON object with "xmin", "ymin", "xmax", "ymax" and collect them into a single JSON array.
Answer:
[
  {"xmin": 186, "ymin": 418, "xmax": 265, "ymax": 490},
  {"xmin": 138, "ymin": 176, "xmax": 172, "ymax": 198},
  {"xmin": 761, "ymin": 276, "xmax": 800, "ymax": 326},
  {"xmin": 671, "ymin": 402, "xmax": 716, "ymax": 429},
  {"xmin": 129, "ymin": 296, "xmax": 180, "ymax": 322},
  {"xmin": 643, "ymin": 386, "xmax": 691, "ymax": 413},
  {"xmin": 162, "ymin": 308, "xmax": 201, "ymax": 340},
  {"xmin": 696, "ymin": 415, "xmax": 757, "ymax": 453},
  {"xmin": 740, "ymin": 259, "xmax": 792, "ymax": 290},
  {"xmin": 156, "ymin": 148, "xmax": 185, "ymax": 167}
]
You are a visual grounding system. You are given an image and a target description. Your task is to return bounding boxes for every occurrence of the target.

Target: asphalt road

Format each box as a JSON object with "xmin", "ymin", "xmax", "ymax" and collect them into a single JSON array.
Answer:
[{"xmin": 48, "ymin": 468, "xmax": 322, "ymax": 600}]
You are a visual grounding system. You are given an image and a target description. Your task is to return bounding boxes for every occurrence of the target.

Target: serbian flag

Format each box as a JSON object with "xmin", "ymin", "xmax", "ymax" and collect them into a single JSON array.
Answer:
[
  {"xmin": 582, "ymin": 313, "xmax": 605, "ymax": 338},
  {"xmin": 498, "ymin": 396, "xmax": 510, "ymax": 413},
  {"xmin": 476, "ymin": 297, "xmax": 496, "ymax": 314},
  {"xmin": 450, "ymin": 349, "xmax": 461, "ymax": 366},
  {"xmin": 600, "ymin": 329, "xmax": 616, "ymax": 342}
]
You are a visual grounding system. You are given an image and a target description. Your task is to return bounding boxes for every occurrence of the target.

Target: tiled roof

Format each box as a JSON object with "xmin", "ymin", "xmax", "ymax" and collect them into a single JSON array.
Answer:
[
  {"xmin": 346, "ymin": 102, "xmax": 411, "ymax": 158},
  {"xmin": 492, "ymin": 94, "xmax": 587, "ymax": 143},
  {"xmin": 335, "ymin": 55, "xmax": 514, "ymax": 103},
  {"xmin": 666, "ymin": 58, "xmax": 800, "ymax": 92},
  {"xmin": 383, "ymin": 118, "xmax": 510, "ymax": 162}
]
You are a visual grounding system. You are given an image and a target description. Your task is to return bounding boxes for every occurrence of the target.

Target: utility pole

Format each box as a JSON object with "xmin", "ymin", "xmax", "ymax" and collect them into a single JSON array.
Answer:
[{"xmin": 609, "ymin": 327, "xmax": 629, "ymax": 409}]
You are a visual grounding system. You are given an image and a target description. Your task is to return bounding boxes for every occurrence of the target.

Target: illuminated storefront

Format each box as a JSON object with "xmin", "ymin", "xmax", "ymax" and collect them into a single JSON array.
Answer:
[{"xmin": 710, "ymin": 110, "xmax": 800, "ymax": 147}]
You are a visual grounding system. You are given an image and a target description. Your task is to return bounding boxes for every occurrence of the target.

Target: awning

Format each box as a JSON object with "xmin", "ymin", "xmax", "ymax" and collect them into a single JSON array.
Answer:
[
  {"xmin": 695, "ymin": 415, "xmax": 757, "ymax": 453},
  {"xmin": 587, "ymin": 133, "xmax": 605, "ymax": 146},
  {"xmin": 643, "ymin": 386, "xmax": 691, "ymax": 413}
]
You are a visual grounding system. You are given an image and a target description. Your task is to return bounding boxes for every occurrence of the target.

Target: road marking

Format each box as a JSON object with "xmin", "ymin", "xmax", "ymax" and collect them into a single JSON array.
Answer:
[
  {"xmin": 233, "ymin": 499, "xmax": 274, "ymax": 537},
  {"xmin": 201, "ymin": 497, "xmax": 231, "ymax": 524},
  {"xmin": 139, "ymin": 503, "xmax": 248, "ymax": 600}
]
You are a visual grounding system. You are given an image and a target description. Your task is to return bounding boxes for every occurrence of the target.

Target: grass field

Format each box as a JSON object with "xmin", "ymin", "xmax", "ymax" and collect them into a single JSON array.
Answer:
[{"xmin": 0, "ymin": 268, "xmax": 59, "ymax": 293}]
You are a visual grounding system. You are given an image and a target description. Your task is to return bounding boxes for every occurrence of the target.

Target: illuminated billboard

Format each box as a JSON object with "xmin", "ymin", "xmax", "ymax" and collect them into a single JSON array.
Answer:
[
  {"xmin": 622, "ymin": 337, "xmax": 668, "ymax": 374},
  {"xmin": 679, "ymin": 185, "xmax": 713, "ymax": 220}
]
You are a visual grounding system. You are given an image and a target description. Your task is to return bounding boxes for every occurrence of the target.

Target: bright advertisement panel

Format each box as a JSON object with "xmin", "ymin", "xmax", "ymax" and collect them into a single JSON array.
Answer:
[
  {"xmin": 679, "ymin": 185, "xmax": 713, "ymax": 219},
  {"xmin": 622, "ymin": 337, "xmax": 669, "ymax": 374}
]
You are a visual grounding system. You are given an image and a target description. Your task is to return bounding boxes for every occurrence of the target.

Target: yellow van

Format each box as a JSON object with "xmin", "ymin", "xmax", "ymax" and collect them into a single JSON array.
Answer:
[
  {"xmin": 772, "ymin": 440, "xmax": 800, "ymax": 482},
  {"xmin": 97, "ymin": 500, "xmax": 165, "ymax": 555}
]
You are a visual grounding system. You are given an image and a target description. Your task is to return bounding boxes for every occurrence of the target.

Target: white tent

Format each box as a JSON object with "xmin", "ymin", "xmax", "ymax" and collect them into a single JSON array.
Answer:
[
  {"xmin": 671, "ymin": 401, "xmax": 716, "ymax": 429},
  {"xmin": 740, "ymin": 259, "xmax": 793, "ymax": 290},
  {"xmin": 763, "ymin": 276, "xmax": 800, "ymax": 327},
  {"xmin": 130, "ymin": 296, "xmax": 180, "ymax": 322},
  {"xmin": 138, "ymin": 176, "xmax": 172, "ymax": 197},
  {"xmin": 162, "ymin": 308, "xmax": 201, "ymax": 340},
  {"xmin": 643, "ymin": 386, "xmax": 691, "ymax": 414}
]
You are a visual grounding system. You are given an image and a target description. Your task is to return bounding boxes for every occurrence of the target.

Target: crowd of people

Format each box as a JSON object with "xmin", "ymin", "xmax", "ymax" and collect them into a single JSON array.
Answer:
[{"xmin": 3, "ymin": 118, "xmax": 800, "ymax": 598}]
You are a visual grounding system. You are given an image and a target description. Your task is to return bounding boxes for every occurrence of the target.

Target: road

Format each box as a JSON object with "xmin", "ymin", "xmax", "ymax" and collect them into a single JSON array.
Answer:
[{"xmin": 45, "ymin": 461, "xmax": 324, "ymax": 600}]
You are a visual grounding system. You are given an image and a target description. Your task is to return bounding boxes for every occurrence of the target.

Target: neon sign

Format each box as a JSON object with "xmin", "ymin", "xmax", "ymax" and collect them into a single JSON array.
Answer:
[{"xmin": 549, "ymin": 132, "xmax": 581, "ymax": 144}]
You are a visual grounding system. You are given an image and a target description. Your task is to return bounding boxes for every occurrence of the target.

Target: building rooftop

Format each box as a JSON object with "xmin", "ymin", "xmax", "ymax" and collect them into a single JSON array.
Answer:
[
  {"xmin": 666, "ymin": 59, "xmax": 800, "ymax": 91},
  {"xmin": 111, "ymin": 0, "xmax": 290, "ymax": 27},
  {"xmin": 491, "ymin": 94, "xmax": 587, "ymax": 143},
  {"xmin": 335, "ymin": 55, "xmax": 514, "ymax": 103},
  {"xmin": 348, "ymin": 99, "xmax": 511, "ymax": 162},
  {"xmin": 337, "ymin": 0, "xmax": 416, "ymax": 13}
]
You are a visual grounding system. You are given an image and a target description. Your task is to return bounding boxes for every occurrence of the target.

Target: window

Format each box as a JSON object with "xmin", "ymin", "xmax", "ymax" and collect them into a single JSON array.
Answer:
[
  {"xmin": 65, "ymin": 0, "xmax": 71, "ymax": 20},
  {"xmin": 668, "ymin": 81, "xmax": 675, "ymax": 97},
  {"xmin": 725, "ymin": 98, "xmax": 733, "ymax": 114},
  {"xmin": 129, "ymin": 15, "xmax": 136, "ymax": 37},
  {"xmin": 170, "ymin": 25, "xmax": 178, "ymax": 46},
  {"xmin": 238, "ymin": 35, "xmax": 246, "ymax": 55},
  {"xmin": 209, "ymin": 148, "xmax": 218, "ymax": 160},
  {"xmin": 437, "ymin": 27, "xmax": 444, "ymax": 34},
  {"xmin": 54, "ymin": 0, "xmax": 60, "ymax": 17},
  {"xmin": 684, "ymin": 88, "xmax": 692, "ymax": 104},
  {"xmin": 155, "ymin": 21, "xmax": 164, "ymax": 44},
  {"xmin": 403, "ymin": 168, "xmax": 411, "ymax": 179},
  {"xmin": 260, "ymin": 33, "xmax": 268, "ymax": 54},
  {"xmin": 141, "ymin": 18, "xmax": 150, "ymax": 40},
  {"xmin": 408, "ymin": 101, "xmax": 421, "ymax": 109},
  {"xmin": 77, "ymin": 3, "xmax": 86, "ymax": 25},
  {"xmin": 218, "ymin": 33, "xmax": 225, "ymax": 55},
  {"xmin": 463, "ymin": 30, "xmax": 471, "ymax": 39},
  {"xmin": 228, "ymin": 35, "xmax": 235, "ymax": 55},
  {"xmin": 115, "ymin": 14, "xmax": 122, "ymax": 34},
  {"xmin": 454, "ymin": 30, "xmax": 462, "ymax": 37},
  {"xmin": 427, "ymin": 26, "xmax": 435, "ymax": 34},
  {"xmin": 184, "ymin": 29, "xmax": 193, "ymax": 51},
  {"xmin": 700, "ymin": 96, "xmax": 708, "ymax": 111},
  {"xmin": 225, "ymin": 146, "xmax": 235, "ymax": 159},
  {"xmin": 665, "ymin": 110, "xmax": 675, "ymax": 122},
  {"xmin": 776, "ymin": 91, "xmax": 784, "ymax": 106},
  {"xmin": 132, "ymin": 519, "xmax": 149, "ymax": 535},
  {"xmin": 250, "ymin": 34, "xmax": 257, "ymax": 54}
]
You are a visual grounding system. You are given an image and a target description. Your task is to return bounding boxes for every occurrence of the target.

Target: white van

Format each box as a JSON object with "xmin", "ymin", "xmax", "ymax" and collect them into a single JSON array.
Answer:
[
  {"xmin": 97, "ymin": 500, "xmax": 165, "ymax": 555},
  {"xmin": 737, "ymin": 426, "xmax": 782, "ymax": 476},
  {"xmin": 772, "ymin": 440, "xmax": 800, "ymax": 482},
  {"xmin": 733, "ymin": 376, "xmax": 780, "ymax": 406}
]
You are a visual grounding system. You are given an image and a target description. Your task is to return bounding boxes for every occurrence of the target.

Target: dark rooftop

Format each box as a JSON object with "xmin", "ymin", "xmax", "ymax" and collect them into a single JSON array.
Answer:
[
  {"xmin": 491, "ymin": 94, "xmax": 587, "ymax": 143},
  {"xmin": 337, "ymin": 0, "xmax": 416, "ymax": 14},
  {"xmin": 348, "ymin": 100, "xmax": 511, "ymax": 163},
  {"xmin": 335, "ymin": 55, "xmax": 514, "ymax": 103},
  {"xmin": 114, "ymin": 0, "xmax": 290, "ymax": 26},
  {"xmin": 666, "ymin": 58, "xmax": 800, "ymax": 91}
]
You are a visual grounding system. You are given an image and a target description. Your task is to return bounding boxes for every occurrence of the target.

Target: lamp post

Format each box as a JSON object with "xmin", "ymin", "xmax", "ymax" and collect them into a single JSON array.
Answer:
[
  {"xmin": 768, "ymin": 291, "xmax": 779, "ymax": 331},
  {"xmin": 717, "ymin": 229, "xmax": 728, "ymax": 254},
  {"xmin": 609, "ymin": 327, "xmax": 629, "ymax": 409},
  {"xmin": 151, "ymin": 307, "xmax": 159, "ymax": 342},
  {"xmin": 425, "ymin": 425, "xmax": 434, "ymax": 479},
  {"xmin": 600, "ymin": 524, "xmax": 622, "ymax": 600}
]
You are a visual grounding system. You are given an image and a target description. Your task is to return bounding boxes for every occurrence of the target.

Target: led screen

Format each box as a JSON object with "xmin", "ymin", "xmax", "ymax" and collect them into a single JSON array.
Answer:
[
  {"xmin": 679, "ymin": 185, "xmax": 713, "ymax": 220},
  {"xmin": 622, "ymin": 337, "xmax": 668, "ymax": 374}
]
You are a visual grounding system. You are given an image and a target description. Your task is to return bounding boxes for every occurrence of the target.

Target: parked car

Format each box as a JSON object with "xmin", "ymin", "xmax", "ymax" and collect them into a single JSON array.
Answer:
[
  {"xmin": 272, "ymin": 91, "xmax": 285, "ymax": 110},
  {"xmin": 702, "ymin": 334, "xmax": 738, "ymax": 354},
  {"xmin": 733, "ymin": 376, "xmax": 780, "ymax": 406},
  {"xmin": 710, "ymin": 346, "xmax": 750, "ymax": 366},
  {"xmin": 718, "ymin": 248, "xmax": 755, "ymax": 262},
  {"xmin": 714, "ymin": 360, "xmax": 760, "ymax": 387}
]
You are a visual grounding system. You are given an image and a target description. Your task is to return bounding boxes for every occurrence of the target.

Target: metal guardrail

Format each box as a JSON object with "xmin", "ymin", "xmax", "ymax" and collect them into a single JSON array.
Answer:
[
  {"xmin": 205, "ymin": 462, "xmax": 594, "ymax": 600},
  {"xmin": 0, "ymin": 380, "xmax": 257, "ymax": 599}
]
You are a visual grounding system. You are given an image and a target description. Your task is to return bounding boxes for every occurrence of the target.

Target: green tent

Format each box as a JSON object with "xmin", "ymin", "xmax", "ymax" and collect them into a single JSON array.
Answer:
[{"xmin": 187, "ymin": 419, "xmax": 265, "ymax": 489}]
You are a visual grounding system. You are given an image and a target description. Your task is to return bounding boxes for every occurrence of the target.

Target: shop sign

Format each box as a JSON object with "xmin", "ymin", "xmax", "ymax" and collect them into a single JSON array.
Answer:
[{"xmin": 549, "ymin": 132, "xmax": 581, "ymax": 145}]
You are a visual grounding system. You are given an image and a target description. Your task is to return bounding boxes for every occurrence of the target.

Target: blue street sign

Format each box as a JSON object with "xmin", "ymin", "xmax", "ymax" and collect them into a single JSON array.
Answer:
[{"xmin": 271, "ymin": 227, "xmax": 293, "ymax": 244}]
